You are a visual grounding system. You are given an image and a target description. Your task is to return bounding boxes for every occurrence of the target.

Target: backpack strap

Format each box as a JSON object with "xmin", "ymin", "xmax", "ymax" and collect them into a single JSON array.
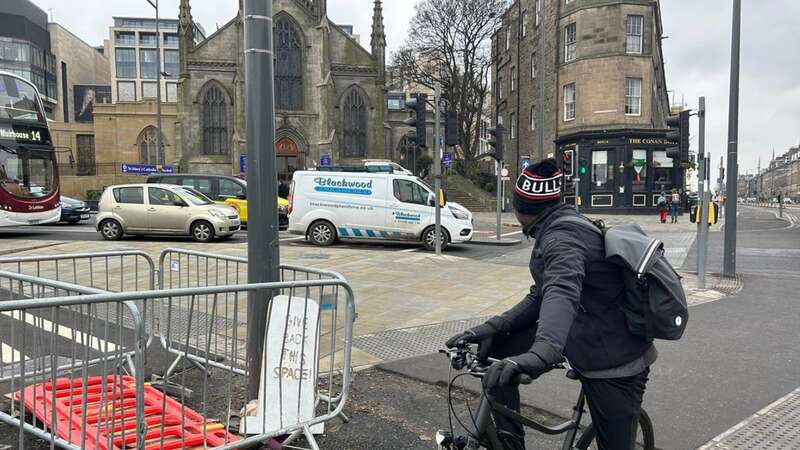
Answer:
[{"xmin": 550, "ymin": 215, "xmax": 604, "ymax": 237}]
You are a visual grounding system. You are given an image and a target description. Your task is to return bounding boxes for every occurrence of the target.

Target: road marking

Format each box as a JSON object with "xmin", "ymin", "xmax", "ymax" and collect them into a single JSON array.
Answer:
[
  {"xmin": 400, "ymin": 247, "xmax": 420, "ymax": 253},
  {"xmin": 2, "ymin": 311, "xmax": 117, "ymax": 352},
  {"xmin": 279, "ymin": 236, "xmax": 305, "ymax": 242},
  {"xmin": 1, "ymin": 343, "xmax": 27, "ymax": 364}
]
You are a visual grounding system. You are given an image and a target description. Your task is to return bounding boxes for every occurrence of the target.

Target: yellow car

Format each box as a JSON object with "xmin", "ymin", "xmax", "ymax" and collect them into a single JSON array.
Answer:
[{"xmin": 146, "ymin": 174, "xmax": 289, "ymax": 229}]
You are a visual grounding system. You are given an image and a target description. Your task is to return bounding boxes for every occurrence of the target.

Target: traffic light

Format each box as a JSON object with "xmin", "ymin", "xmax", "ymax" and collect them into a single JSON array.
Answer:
[
  {"xmin": 445, "ymin": 110, "xmax": 460, "ymax": 146},
  {"xmin": 666, "ymin": 110, "xmax": 690, "ymax": 162},
  {"xmin": 561, "ymin": 148, "xmax": 575, "ymax": 178},
  {"xmin": 404, "ymin": 94, "xmax": 428, "ymax": 148},
  {"xmin": 487, "ymin": 125, "xmax": 505, "ymax": 162},
  {"xmin": 578, "ymin": 157, "xmax": 588, "ymax": 175}
]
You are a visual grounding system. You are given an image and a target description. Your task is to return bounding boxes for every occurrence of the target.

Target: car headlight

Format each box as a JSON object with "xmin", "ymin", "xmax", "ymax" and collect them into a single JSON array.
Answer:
[
  {"xmin": 449, "ymin": 206, "xmax": 470, "ymax": 220},
  {"xmin": 209, "ymin": 209, "xmax": 227, "ymax": 219}
]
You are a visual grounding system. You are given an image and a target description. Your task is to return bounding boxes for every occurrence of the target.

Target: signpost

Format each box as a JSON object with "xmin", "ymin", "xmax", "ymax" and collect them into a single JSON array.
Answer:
[
  {"xmin": 120, "ymin": 163, "xmax": 174, "ymax": 175},
  {"xmin": 442, "ymin": 152, "xmax": 453, "ymax": 169},
  {"xmin": 320, "ymin": 153, "xmax": 332, "ymax": 167},
  {"xmin": 239, "ymin": 154, "xmax": 247, "ymax": 173}
]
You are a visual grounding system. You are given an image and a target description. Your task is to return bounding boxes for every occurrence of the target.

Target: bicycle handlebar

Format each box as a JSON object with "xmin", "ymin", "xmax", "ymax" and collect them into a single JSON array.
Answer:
[{"xmin": 440, "ymin": 347, "xmax": 533, "ymax": 385}]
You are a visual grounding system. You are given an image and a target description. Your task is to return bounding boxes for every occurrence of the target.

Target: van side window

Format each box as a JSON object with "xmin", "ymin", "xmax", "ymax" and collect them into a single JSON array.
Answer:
[
  {"xmin": 113, "ymin": 187, "xmax": 144, "ymax": 204},
  {"xmin": 182, "ymin": 177, "xmax": 212, "ymax": 196},
  {"xmin": 220, "ymin": 179, "xmax": 245, "ymax": 198},
  {"xmin": 393, "ymin": 180, "xmax": 428, "ymax": 205}
]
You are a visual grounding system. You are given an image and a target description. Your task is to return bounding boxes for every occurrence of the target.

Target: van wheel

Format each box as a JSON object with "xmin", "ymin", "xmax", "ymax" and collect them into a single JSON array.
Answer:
[
  {"xmin": 191, "ymin": 220, "xmax": 215, "ymax": 242},
  {"xmin": 308, "ymin": 220, "xmax": 336, "ymax": 246},
  {"xmin": 100, "ymin": 219, "xmax": 123, "ymax": 240},
  {"xmin": 422, "ymin": 226, "xmax": 450, "ymax": 251}
]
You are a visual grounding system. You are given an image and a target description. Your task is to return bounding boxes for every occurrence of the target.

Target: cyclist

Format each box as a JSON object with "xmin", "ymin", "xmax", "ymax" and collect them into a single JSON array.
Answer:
[{"xmin": 447, "ymin": 158, "xmax": 656, "ymax": 450}]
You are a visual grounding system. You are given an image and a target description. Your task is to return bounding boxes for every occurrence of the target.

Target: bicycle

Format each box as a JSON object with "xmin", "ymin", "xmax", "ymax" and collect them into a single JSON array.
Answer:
[{"xmin": 435, "ymin": 343, "xmax": 655, "ymax": 450}]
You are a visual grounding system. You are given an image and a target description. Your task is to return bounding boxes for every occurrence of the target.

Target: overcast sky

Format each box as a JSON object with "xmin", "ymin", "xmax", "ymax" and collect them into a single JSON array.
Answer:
[{"xmin": 33, "ymin": 0, "xmax": 800, "ymax": 172}]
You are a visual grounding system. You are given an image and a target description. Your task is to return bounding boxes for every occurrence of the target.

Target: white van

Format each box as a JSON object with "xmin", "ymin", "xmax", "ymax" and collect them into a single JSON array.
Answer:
[{"xmin": 288, "ymin": 171, "xmax": 473, "ymax": 250}]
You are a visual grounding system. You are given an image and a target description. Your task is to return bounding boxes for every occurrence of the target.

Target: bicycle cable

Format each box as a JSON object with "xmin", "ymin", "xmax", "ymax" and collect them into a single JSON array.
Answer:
[
  {"xmin": 460, "ymin": 370, "xmax": 482, "ymax": 442},
  {"xmin": 448, "ymin": 372, "xmax": 482, "ymax": 443}
]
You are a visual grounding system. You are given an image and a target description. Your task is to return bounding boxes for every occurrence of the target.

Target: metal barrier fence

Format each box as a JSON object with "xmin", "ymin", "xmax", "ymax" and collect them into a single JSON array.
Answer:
[{"xmin": 0, "ymin": 257, "xmax": 356, "ymax": 449}]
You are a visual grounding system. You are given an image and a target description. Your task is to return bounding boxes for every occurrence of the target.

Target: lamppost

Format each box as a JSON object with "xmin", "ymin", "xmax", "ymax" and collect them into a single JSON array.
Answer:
[{"xmin": 145, "ymin": 0, "xmax": 164, "ymax": 165}]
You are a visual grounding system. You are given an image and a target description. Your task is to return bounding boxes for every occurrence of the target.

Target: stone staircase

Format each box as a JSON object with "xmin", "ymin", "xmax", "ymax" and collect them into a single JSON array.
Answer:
[{"xmin": 443, "ymin": 173, "xmax": 497, "ymax": 212}]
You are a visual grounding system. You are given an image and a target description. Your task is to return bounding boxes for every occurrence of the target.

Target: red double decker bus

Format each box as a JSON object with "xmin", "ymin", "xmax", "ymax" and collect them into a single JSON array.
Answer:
[{"xmin": 0, "ymin": 71, "xmax": 59, "ymax": 226}]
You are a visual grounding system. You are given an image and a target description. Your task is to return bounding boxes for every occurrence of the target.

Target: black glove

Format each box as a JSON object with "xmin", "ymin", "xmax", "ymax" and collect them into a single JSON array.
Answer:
[
  {"xmin": 445, "ymin": 320, "xmax": 504, "ymax": 360},
  {"xmin": 482, "ymin": 352, "xmax": 549, "ymax": 392}
]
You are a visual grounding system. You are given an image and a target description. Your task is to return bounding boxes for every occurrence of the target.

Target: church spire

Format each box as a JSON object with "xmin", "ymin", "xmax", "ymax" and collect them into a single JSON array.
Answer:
[
  {"xmin": 179, "ymin": 0, "xmax": 194, "ymax": 76},
  {"xmin": 370, "ymin": 0, "xmax": 386, "ymax": 80}
]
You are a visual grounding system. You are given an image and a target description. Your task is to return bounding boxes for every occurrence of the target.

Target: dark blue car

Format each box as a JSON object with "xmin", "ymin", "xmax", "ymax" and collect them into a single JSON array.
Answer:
[{"xmin": 60, "ymin": 196, "xmax": 91, "ymax": 224}]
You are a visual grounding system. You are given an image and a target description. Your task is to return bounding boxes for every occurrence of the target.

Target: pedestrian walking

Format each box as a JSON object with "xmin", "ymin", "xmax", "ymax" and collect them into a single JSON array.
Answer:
[
  {"xmin": 669, "ymin": 190, "xmax": 681, "ymax": 223},
  {"xmin": 446, "ymin": 158, "xmax": 657, "ymax": 450},
  {"xmin": 657, "ymin": 192, "xmax": 668, "ymax": 223}
]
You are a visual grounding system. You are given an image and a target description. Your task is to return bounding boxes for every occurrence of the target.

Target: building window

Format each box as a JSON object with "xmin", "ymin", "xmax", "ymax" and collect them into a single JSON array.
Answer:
[
  {"xmin": 117, "ymin": 81, "xmax": 136, "ymax": 101},
  {"xmin": 626, "ymin": 15, "xmax": 644, "ymax": 54},
  {"xmin": 274, "ymin": 17, "xmax": 303, "ymax": 110},
  {"xmin": 498, "ymin": 76, "xmax": 503, "ymax": 99},
  {"xmin": 505, "ymin": 28, "xmax": 511, "ymax": 51},
  {"xmin": 163, "ymin": 33, "xmax": 179, "ymax": 48},
  {"xmin": 139, "ymin": 32, "xmax": 158, "ymax": 47},
  {"xmin": 60, "ymin": 62, "xmax": 69, "ymax": 122},
  {"xmin": 592, "ymin": 150, "xmax": 613, "ymax": 189},
  {"xmin": 510, "ymin": 113, "xmax": 516, "ymax": 140},
  {"xmin": 632, "ymin": 149, "xmax": 648, "ymax": 192},
  {"xmin": 166, "ymin": 82, "xmax": 178, "ymax": 102},
  {"xmin": 531, "ymin": 52, "xmax": 536, "ymax": 78},
  {"xmin": 511, "ymin": 67, "xmax": 516, "ymax": 92},
  {"xmin": 625, "ymin": 78, "xmax": 642, "ymax": 115},
  {"xmin": 76, "ymin": 135, "xmax": 96, "ymax": 176},
  {"xmin": 653, "ymin": 150, "xmax": 674, "ymax": 192},
  {"xmin": 115, "ymin": 32, "xmax": 135, "ymax": 46},
  {"xmin": 563, "ymin": 83, "xmax": 576, "ymax": 121},
  {"xmin": 142, "ymin": 82, "xmax": 157, "ymax": 99},
  {"xmin": 138, "ymin": 126, "xmax": 164, "ymax": 164},
  {"xmin": 564, "ymin": 23, "xmax": 577, "ymax": 62},
  {"xmin": 139, "ymin": 49, "xmax": 158, "ymax": 79},
  {"xmin": 530, "ymin": 106, "xmax": 536, "ymax": 131},
  {"xmin": 342, "ymin": 89, "xmax": 368, "ymax": 157},
  {"xmin": 387, "ymin": 92, "xmax": 405, "ymax": 110},
  {"xmin": 115, "ymin": 48, "xmax": 136, "ymax": 79},
  {"xmin": 201, "ymin": 85, "xmax": 229, "ymax": 155},
  {"xmin": 497, "ymin": 114, "xmax": 504, "ymax": 126},
  {"xmin": 522, "ymin": 11, "xmax": 528, "ymax": 37},
  {"xmin": 164, "ymin": 50, "xmax": 179, "ymax": 78},
  {"xmin": 536, "ymin": 0, "xmax": 542, "ymax": 26}
]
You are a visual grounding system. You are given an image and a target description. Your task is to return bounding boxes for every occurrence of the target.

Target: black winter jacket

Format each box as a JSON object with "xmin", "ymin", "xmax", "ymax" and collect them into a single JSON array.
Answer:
[{"xmin": 496, "ymin": 204, "xmax": 652, "ymax": 372}]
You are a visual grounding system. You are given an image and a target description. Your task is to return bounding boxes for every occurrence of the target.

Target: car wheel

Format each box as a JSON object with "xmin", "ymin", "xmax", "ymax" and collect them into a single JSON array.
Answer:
[
  {"xmin": 191, "ymin": 220, "xmax": 215, "ymax": 242},
  {"xmin": 99, "ymin": 219, "xmax": 123, "ymax": 241},
  {"xmin": 308, "ymin": 220, "xmax": 336, "ymax": 246},
  {"xmin": 422, "ymin": 226, "xmax": 450, "ymax": 251}
]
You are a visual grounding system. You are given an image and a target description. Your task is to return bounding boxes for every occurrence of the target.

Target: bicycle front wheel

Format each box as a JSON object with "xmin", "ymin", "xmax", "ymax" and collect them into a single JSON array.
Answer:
[{"xmin": 573, "ymin": 409, "xmax": 655, "ymax": 450}]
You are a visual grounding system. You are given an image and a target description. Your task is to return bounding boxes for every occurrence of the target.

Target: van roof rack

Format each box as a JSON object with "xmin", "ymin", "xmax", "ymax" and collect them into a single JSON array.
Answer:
[{"xmin": 317, "ymin": 165, "xmax": 396, "ymax": 173}]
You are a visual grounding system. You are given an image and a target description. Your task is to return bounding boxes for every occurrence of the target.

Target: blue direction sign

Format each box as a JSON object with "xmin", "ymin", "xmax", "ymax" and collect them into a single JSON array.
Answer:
[
  {"xmin": 239, "ymin": 154, "xmax": 247, "ymax": 173},
  {"xmin": 320, "ymin": 153, "xmax": 332, "ymax": 167},
  {"xmin": 120, "ymin": 163, "xmax": 174, "ymax": 175},
  {"xmin": 442, "ymin": 152, "xmax": 453, "ymax": 168}
]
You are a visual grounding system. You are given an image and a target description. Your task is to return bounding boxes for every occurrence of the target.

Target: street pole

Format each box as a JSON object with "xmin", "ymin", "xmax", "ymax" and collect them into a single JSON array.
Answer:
[
  {"xmin": 696, "ymin": 96, "xmax": 706, "ymax": 285},
  {"xmin": 574, "ymin": 144, "xmax": 580, "ymax": 212},
  {"xmin": 434, "ymin": 82, "xmax": 442, "ymax": 256},
  {"xmin": 146, "ymin": 0, "xmax": 164, "ymax": 165},
  {"xmin": 496, "ymin": 160, "xmax": 502, "ymax": 240},
  {"xmin": 723, "ymin": 0, "xmax": 741, "ymax": 277},
  {"xmin": 698, "ymin": 154, "xmax": 711, "ymax": 288},
  {"xmin": 244, "ymin": 0, "xmax": 279, "ymax": 400}
]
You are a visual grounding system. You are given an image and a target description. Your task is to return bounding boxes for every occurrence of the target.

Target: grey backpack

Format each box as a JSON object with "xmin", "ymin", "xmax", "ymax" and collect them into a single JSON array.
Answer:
[{"xmin": 554, "ymin": 216, "xmax": 689, "ymax": 341}]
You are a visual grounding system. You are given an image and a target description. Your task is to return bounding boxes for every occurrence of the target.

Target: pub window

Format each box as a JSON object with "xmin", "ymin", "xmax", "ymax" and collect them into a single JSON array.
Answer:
[
  {"xmin": 342, "ymin": 89, "xmax": 368, "ymax": 157},
  {"xmin": 632, "ymin": 149, "xmax": 648, "ymax": 192},
  {"xmin": 591, "ymin": 150, "xmax": 614, "ymax": 190},
  {"xmin": 274, "ymin": 17, "xmax": 303, "ymax": 110},
  {"xmin": 201, "ymin": 84, "xmax": 230, "ymax": 155},
  {"xmin": 653, "ymin": 150, "xmax": 674, "ymax": 192}
]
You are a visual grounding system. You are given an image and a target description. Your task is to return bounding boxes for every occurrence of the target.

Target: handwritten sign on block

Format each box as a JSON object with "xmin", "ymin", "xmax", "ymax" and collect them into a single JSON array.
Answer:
[{"xmin": 243, "ymin": 295, "xmax": 320, "ymax": 435}]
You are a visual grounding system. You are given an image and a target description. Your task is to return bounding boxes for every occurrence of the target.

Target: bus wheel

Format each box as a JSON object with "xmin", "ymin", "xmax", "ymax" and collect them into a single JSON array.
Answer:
[
  {"xmin": 308, "ymin": 220, "xmax": 336, "ymax": 246},
  {"xmin": 100, "ymin": 219, "xmax": 123, "ymax": 240}
]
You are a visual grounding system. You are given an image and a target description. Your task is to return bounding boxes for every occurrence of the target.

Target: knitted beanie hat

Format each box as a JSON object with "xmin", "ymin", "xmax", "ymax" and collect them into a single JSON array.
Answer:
[{"xmin": 512, "ymin": 158, "xmax": 563, "ymax": 215}]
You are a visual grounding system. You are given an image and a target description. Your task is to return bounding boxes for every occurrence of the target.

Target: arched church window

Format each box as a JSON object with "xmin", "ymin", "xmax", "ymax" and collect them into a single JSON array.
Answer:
[
  {"xmin": 138, "ymin": 126, "xmax": 164, "ymax": 164},
  {"xmin": 342, "ymin": 89, "xmax": 367, "ymax": 157},
  {"xmin": 201, "ymin": 85, "xmax": 229, "ymax": 155},
  {"xmin": 274, "ymin": 17, "xmax": 303, "ymax": 110}
]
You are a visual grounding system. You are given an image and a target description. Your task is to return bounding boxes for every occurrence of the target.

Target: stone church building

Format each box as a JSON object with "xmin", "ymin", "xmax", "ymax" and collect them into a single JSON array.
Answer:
[{"xmin": 175, "ymin": 0, "xmax": 388, "ymax": 180}]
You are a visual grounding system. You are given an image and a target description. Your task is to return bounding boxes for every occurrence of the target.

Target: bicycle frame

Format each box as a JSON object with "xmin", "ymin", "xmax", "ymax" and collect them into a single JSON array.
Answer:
[{"xmin": 472, "ymin": 385, "xmax": 589, "ymax": 450}]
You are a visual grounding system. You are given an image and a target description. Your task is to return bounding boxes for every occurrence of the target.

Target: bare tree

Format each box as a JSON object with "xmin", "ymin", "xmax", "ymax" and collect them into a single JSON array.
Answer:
[{"xmin": 393, "ymin": 0, "xmax": 507, "ymax": 174}]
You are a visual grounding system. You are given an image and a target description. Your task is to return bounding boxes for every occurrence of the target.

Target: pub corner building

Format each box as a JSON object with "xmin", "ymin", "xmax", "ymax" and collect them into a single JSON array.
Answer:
[{"xmin": 556, "ymin": 130, "xmax": 686, "ymax": 214}]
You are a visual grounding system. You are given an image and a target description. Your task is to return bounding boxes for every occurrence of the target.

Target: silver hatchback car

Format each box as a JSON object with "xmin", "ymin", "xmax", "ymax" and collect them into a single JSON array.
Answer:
[{"xmin": 96, "ymin": 184, "xmax": 241, "ymax": 242}]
